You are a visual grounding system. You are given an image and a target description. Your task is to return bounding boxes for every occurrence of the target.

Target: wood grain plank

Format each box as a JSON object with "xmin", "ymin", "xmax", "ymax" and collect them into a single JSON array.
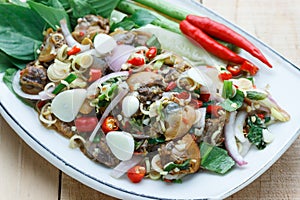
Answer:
[
  {"xmin": 60, "ymin": 173, "xmax": 118, "ymax": 200},
  {"xmin": 202, "ymin": 0, "xmax": 300, "ymax": 199},
  {"xmin": 0, "ymin": 116, "xmax": 60, "ymax": 200}
]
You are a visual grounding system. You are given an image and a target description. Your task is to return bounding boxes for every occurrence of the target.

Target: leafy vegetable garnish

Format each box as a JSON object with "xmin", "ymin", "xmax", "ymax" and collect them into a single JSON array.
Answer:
[
  {"xmin": 164, "ymin": 159, "xmax": 191, "ymax": 172},
  {"xmin": 200, "ymin": 142, "xmax": 235, "ymax": 174},
  {"xmin": 28, "ymin": 1, "xmax": 70, "ymax": 30},
  {"xmin": 220, "ymin": 89, "xmax": 244, "ymax": 112},
  {"xmin": 246, "ymin": 90, "xmax": 267, "ymax": 100},
  {"xmin": 0, "ymin": 4, "xmax": 45, "ymax": 61},
  {"xmin": 111, "ymin": 9, "xmax": 157, "ymax": 31},
  {"xmin": 246, "ymin": 115, "xmax": 267, "ymax": 149}
]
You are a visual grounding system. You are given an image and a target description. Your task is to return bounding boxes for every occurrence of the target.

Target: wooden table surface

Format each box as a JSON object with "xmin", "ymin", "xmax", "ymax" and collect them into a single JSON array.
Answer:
[{"xmin": 1, "ymin": 0, "xmax": 300, "ymax": 199}]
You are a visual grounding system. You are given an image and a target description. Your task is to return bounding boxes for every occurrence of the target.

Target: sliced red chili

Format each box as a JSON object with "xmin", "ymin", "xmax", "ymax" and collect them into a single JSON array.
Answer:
[
  {"xmin": 145, "ymin": 46, "xmax": 157, "ymax": 59},
  {"xmin": 240, "ymin": 61, "xmax": 259, "ymax": 75},
  {"xmin": 218, "ymin": 71, "xmax": 232, "ymax": 81},
  {"xmin": 127, "ymin": 57, "xmax": 145, "ymax": 66},
  {"xmin": 67, "ymin": 45, "xmax": 81, "ymax": 56},
  {"xmin": 127, "ymin": 165, "xmax": 146, "ymax": 183},
  {"xmin": 226, "ymin": 65, "xmax": 241, "ymax": 76},
  {"xmin": 102, "ymin": 116, "xmax": 119, "ymax": 134},
  {"xmin": 206, "ymin": 105, "xmax": 223, "ymax": 117}
]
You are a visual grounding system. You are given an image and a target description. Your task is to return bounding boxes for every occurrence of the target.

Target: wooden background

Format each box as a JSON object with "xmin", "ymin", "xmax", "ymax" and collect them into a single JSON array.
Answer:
[{"xmin": 1, "ymin": 0, "xmax": 300, "ymax": 199}]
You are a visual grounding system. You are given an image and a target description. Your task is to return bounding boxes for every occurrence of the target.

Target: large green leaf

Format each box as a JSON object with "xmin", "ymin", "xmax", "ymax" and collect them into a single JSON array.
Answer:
[
  {"xmin": 0, "ymin": 4, "xmax": 45, "ymax": 60},
  {"xmin": 88, "ymin": 0, "xmax": 121, "ymax": 18},
  {"xmin": 28, "ymin": 1, "xmax": 70, "ymax": 30}
]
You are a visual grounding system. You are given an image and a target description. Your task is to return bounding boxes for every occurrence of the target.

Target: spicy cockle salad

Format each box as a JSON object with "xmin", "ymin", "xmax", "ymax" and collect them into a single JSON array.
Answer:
[{"xmin": 0, "ymin": 0, "xmax": 290, "ymax": 184}]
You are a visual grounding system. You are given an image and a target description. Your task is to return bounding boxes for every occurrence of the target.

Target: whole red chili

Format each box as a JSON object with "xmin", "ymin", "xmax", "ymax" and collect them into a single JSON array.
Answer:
[
  {"xmin": 179, "ymin": 20, "xmax": 246, "ymax": 65},
  {"xmin": 186, "ymin": 15, "xmax": 272, "ymax": 68}
]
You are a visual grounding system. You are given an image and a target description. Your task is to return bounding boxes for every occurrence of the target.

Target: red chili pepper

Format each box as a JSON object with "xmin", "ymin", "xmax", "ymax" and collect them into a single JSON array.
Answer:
[
  {"xmin": 88, "ymin": 68, "xmax": 102, "ymax": 82},
  {"xmin": 165, "ymin": 81, "xmax": 177, "ymax": 91},
  {"xmin": 218, "ymin": 71, "xmax": 233, "ymax": 81},
  {"xmin": 189, "ymin": 99, "xmax": 203, "ymax": 109},
  {"xmin": 226, "ymin": 65, "xmax": 241, "ymax": 76},
  {"xmin": 67, "ymin": 46, "xmax": 81, "ymax": 55},
  {"xmin": 257, "ymin": 113, "xmax": 265, "ymax": 119},
  {"xmin": 75, "ymin": 116, "xmax": 98, "ymax": 133},
  {"xmin": 145, "ymin": 46, "xmax": 157, "ymax": 59},
  {"xmin": 240, "ymin": 61, "xmax": 259, "ymax": 75},
  {"xmin": 127, "ymin": 165, "xmax": 146, "ymax": 183},
  {"xmin": 186, "ymin": 15, "xmax": 272, "ymax": 68},
  {"xmin": 127, "ymin": 56, "xmax": 145, "ymax": 66},
  {"xmin": 102, "ymin": 116, "xmax": 119, "ymax": 134},
  {"xmin": 206, "ymin": 105, "xmax": 223, "ymax": 117},
  {"xmin": 179, "ymin": 20, "xmax": 246, "ymax": 64}
]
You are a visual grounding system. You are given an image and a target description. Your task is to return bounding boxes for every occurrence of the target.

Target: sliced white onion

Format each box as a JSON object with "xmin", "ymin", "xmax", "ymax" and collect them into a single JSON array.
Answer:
[
  {"xmin": 224, "ymin": 111, "xmax": 248, "ymax": 166},
  {"xmin": 110, "ymin": 155, "xmax": 144, "ymax": 179}
]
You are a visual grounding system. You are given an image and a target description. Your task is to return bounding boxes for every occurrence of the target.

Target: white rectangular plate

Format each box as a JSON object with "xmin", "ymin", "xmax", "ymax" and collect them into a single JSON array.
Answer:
[{"xmin": 1, "ymin": 0, "xmax": 300, "ymax": 199}]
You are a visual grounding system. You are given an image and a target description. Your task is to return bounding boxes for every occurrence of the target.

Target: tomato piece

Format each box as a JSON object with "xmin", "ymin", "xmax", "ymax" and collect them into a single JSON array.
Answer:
[
  {"xmin": 240, "ymin": 61, "xmax": 259, "ymax": 75},
  {"xmin": 175, "ymin": 91, "xmax": 190, "ymax": 99},
  {"xmin": 189, "ymin": 99, "xmax": 203, "ymax": 109},
  {"xmin": 67, "ymin": 45, "xmax": 81, "ymax": 56},
  {"xmin": 226, "ymin": 65, "xmax": 241, "ymax": 76},
  {"xmin": 127, "ymin": 165, "xmax": 146, "ymax": 183},
  {"xmin": 200, "ymin": 93, "xmax": 210, "ymax": 102},
  {"xmin": 257, "ymin": 113, "xmax": 265, "ymax": 119},
  {"xmin": 145, "ymin": 47, "xmax": 157, "ymax": 59},
  {"xmin": 102, "ymin": 116, "xmax": 119, "ymax": 134},
  {"xmin": 127, "ymin": 56, "xmax": 145, "ymax": 66},
  {"xmin": 218, "ymin": 71, "xmax": 232, "ymax": 81},
  {"xmin": 206, "ymin": 105, "xmax": 223, "ymax": 117},
  {"xmin": 165, "ymin": 81, "xmax": 177, "ymax": 91},
  {"xmin": 75, "ymin": 116, "xmax": 98, "ymax": 133},
  {"xmin": 88, "ymin": 68, "xmax": 102, "ymax": 82}
]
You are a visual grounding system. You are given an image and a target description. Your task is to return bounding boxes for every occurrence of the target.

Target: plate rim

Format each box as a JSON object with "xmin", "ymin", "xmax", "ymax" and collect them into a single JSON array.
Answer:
[{"xmin": 1, "ymin": 0, "xmax": 300, "ymax": 199}]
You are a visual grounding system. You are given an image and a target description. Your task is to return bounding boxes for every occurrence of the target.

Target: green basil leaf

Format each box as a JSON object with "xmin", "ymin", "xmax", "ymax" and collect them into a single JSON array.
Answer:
[
  {"xmin": 130, "ymin": 9, "xmax": 157, "ymax": 27},
  {"xmin": 220, "ymin": 89, "xmax": 244, "ymax": 112},
  {"xmin": 28, "ymin": 1, "xmax": 70, "ymax": 30},
  {"xmin": 0, "ymin": 4, "xmax": 45, "ymax": 60},
  {"xmin": 200, "ymin": 142, "xmax": 235, "ymax": 174},
  {"xmin": 0, "ymin": 50, "xmax": 26, "ymax": 72}
]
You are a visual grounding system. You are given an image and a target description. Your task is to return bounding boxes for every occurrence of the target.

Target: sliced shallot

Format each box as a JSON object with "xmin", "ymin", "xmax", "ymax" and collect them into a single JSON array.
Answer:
[
  {"xmin": 234, "ymin": 111, "xmax": 247, "ymax": 143},
  {"xmin": 224, "ymin": 111, "xmax": 248, "ymax": 166}
]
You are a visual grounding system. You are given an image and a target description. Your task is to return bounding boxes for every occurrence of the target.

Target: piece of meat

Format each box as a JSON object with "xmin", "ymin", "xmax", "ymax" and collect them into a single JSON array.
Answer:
[
  {"xmin": 158, "ymin": 134, "xmax": 200, "ymax": 174},
  {"xmin": 84, "ymin": 137, "xmax": 120, "ymax": 168},
  {"xmin": 20, "ymin": 63, "xmax": 47, "ymax": 94},
  {"xmin": 164, "ymin": 104, "xmax": 196, "ymax": 141},
  {"xmin": 203, "ymin": 111, "xmax": 226, "ymax": 145}
]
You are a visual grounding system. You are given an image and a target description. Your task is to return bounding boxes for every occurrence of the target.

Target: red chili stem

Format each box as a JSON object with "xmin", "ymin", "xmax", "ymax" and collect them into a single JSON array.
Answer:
[
  {"xmin": 186, "ymin": 15, "xmax": 272, "ymax": 68},
  {"xmin": 179, "ymin": 20, "xmax": 247, "ymax": 65}
]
